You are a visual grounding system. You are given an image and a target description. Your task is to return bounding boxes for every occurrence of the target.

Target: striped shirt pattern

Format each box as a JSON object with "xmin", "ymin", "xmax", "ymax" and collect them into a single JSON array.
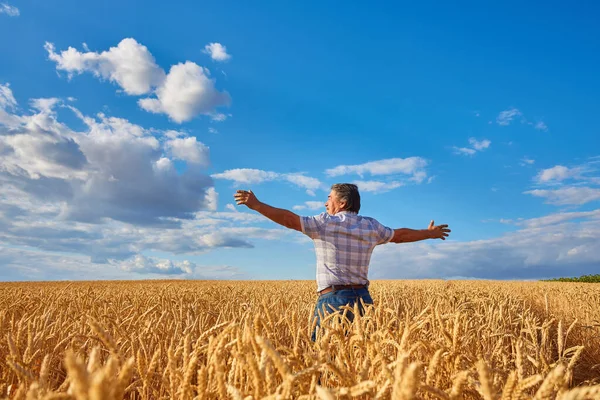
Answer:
[{"xmin": 300, "ymin": 211, "xmax": 394, "ymax": 292}]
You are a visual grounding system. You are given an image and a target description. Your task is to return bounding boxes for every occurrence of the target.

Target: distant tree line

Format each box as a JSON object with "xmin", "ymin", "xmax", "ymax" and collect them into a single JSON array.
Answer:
[{"xmin": 541, "ymin": 274, "xmax": 600, "ymax": 283}]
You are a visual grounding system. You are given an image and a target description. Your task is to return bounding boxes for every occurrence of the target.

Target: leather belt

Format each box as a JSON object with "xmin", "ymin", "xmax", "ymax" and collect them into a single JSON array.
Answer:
[{"xmin": 318, "ymin": 284, "xmax": 366, "ymax": 296}]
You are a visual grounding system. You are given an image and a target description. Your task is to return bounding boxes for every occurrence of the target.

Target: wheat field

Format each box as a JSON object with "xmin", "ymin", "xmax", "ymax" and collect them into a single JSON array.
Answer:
[{"xmin": 1, "ymin": 280, "xmax": 600, "ymax": 399}]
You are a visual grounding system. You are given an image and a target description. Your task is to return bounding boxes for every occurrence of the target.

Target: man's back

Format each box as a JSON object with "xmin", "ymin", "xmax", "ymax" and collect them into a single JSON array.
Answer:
[{"xmin": 300, "ymin": 211, "xmax": 394, "ymax": 292}]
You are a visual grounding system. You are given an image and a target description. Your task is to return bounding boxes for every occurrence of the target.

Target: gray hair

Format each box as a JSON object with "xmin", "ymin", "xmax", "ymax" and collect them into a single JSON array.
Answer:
[{"xmin": 331, "ymin": 183, "xmax": 361, "ymax": 213}]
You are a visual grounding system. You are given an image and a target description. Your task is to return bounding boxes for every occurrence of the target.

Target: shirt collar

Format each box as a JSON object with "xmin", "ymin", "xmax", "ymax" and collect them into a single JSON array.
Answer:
[{"xmin": 335, "ymin": 210, "xmax": 357, "ymax": 216}]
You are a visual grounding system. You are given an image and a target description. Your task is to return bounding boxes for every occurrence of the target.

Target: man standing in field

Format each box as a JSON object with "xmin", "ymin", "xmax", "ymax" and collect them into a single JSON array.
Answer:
[{"xmin": 234, "ymin": 183, "xmax": 450, "ymax": 340}]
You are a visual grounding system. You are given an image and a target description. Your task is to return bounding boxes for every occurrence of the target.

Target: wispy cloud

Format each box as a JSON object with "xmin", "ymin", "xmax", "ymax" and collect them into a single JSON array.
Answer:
[
  {"xmin": 496, "ymin": 107, "xmax": 548, "ymax": 131},
  {"xmin": 524, "ymin": 187, "xmax": 600, "ymax": 206},
  {"xmin": 353, "ymin": 180, "xmax": 403, "ymax": 193},
  {"xmin": 0, "ymin": 3, "xmax": 19, "ymax": 17},
  {"xmin": 496, "ymin": 108, "xmax": 522, "ymax": 126},
  {"xmin": 452, "ymin": 138, "xmax": 491, "ymax": 156},
  {"xmin": 325, "ymin": 157, "xmax": 428, "ymax": 183},
  {"xmin": 212, "ymin": 168, "xmax": 322, "ymax": 190},
  {"xmin": 535, "ymin": 165, "xmax": 581, "ymax": 184},
  {"xmin": 203, "ymin": 43, "xmax": 231, "ymax": 62},
  {"xmin": 524, "ymin": 159, "xmax": 600, "ymax": 206},
  {"xmin": 292, "ymin": 201, "xmax": 323, "ymax": 211},
  {"xmin": 502, "ymin": 209, "xmax": 600, "ymax": 229},
  {"xmin": 534, "ymin": 121, "xmax": 548, "ymax": 131},
  {"xmin": 520, "ymin": 157, "xmax": 535, "ymax": 166}
]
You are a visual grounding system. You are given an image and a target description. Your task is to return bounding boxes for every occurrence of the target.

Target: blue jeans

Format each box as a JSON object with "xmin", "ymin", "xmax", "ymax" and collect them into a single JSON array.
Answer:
[{"xmin": 311, "ymin": 287, "xmax": 373, "ymax": 341}]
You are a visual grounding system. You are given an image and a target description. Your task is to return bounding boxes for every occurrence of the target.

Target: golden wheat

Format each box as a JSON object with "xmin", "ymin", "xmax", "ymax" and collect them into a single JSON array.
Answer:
[{"xmin": 1, "ymin": 280, "xmax": 600, "ymax": 399}]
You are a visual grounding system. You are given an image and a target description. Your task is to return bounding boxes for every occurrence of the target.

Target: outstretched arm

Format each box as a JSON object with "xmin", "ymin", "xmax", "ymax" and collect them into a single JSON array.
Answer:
[
  {"xmin": 234, "ymin": 190, "xmax": 301, "ymax": 232},
  {"xmin": 390, "ymin": 220, "xmax": 450, "ymax": 243}
]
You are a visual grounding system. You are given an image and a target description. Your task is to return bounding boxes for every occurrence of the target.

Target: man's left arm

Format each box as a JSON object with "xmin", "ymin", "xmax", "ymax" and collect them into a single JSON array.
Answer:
[
  {"xmin": 390, "ymin": 220, "xmax": 450, "ymax": 243},
  {"xmin": 234, "ymin": 190, "xmax": 301, "ymax": 231}
]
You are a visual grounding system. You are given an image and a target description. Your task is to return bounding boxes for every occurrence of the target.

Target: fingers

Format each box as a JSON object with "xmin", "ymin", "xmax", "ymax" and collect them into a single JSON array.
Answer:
[
  {"xmin": 429, "ymin": 220, "xmax": 434, "ymax": 229},
  {"xmin": 234, "ymin": 190, "xmax": 251, "ymax": 206}
]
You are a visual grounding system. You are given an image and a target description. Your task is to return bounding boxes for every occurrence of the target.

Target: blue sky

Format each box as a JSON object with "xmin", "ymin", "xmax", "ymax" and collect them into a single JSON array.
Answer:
[{"xmin": 1, "ymin": 1, "xmax": 599, "ymax": 281}]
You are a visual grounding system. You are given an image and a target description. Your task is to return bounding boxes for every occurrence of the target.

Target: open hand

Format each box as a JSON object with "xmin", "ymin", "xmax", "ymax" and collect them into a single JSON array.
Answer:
[
  {"xmin": 234, "ymin": 190, "xmax": 260, "ymax": 210},
  {"xmin": 428, "ymin": 220, "xmax": 451, "ymax": 240}
]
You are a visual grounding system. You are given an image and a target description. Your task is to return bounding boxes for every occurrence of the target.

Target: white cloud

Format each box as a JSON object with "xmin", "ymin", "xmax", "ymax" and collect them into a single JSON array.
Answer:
[
  {"xmin": 208, "ymin": 127, "xmax": 218, "ymax": 134},
  {"xmin": 138, "ymin": 62, "xmax": 230, "ymax": 123},
  {"xmin": 496, "ymin": 108, "xmax": 522, "ymax": 126},
  {"xmin": 0, "ymin": 3, "xmax": 19, "ymax": 16},
  {"xmin": 353, "ymin": 180, "xmax": 403, "ymax": 193},
  {"xmin": 212, "ymin": 168, "xmax": 279, "ymax": 184},
  {"xmin": 452, "ymin": 138, "xmax": 490, "ymax": 156},
  {"xmin": 535, "ymin": 121, "xmax": 548, "ymax": 131},
  {"xmin": 30, "ymin": 98, "xmax": 61, "ymax": 113},
  {"xmin": 165, "ymin": 136, "xmax": 210, "ymax": 166},
  {"xmin": 452, "ymin": 147, "xmax": 476, "ymax": 156},
  {"xmin": 0, "ymin": 84, "xmax": 217, "ymax": 228},
  {"xmin": 203, "ymin": 43, "xmax": 231, "ymax": 62},
  {"xmin": 45, "ymin": 39, "xmax": 165, "ymax": 96},
  {"xmin": 520, "ymin": 157, "xmax": 535, "ymax": 166},
  {"xmin": 306, "ymin": 189, "xmax": 316, "ymax": 197},
  {"xmin": 535, "ymin": 165, "xmax": 580, "ymax": 184},
  {"xmin": 0, "ymin": 83, "xmax": 17, "ymax": 109},
  {"xmin": 204, "ymin": 187, "xmax": 218, "ymax": 211},
  {"xmin": 0, "ymin": 83, "xmax": 21, "ymax": 128},
  {"xmin": 283, "ymin": 173, "xmax": 322, "ymax": 190},
  {"xmin": 325, "ymin": 157, "xmax": 428, "ymax": 183},
  {"xmin": 293, "ymin": 201, "xmax": 323, "ymax": 211},
  {"xmin": 212, "ymin": 168, "xmax": 322, "ymax": 190},
  {"xmin": 469, "ymin": 138, "xmax": 491, "ymax": 151},
  {"xmin": 515, "ymin": 209, "xmax": 600, "ymax": 229},
  {"xmin": 211, "ymin": 113, "xmax": 228, "ymax": 122},
  {"xmin": 45, "ymin": 39, "xmax": 230, "ymax": 123},
  {"xmin": 370, "ymin": 217, "xmax": 600, "ymax": 280},
  {"xmin": 524, "ymin": 187, "xmax": 600, "ymax": 206},
  {"xmin": 121, "ymin": 254, "xmax": 193, "ymax": 275}
]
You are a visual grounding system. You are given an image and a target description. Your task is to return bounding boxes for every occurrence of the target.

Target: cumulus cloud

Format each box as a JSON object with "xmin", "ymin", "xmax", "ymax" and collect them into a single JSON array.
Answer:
[
  {"xmin": 45, "ymin": 39, "xmax": 165, "ymax": 95},
  {"xmin": 0, "ymin": 84, "xmax": 292, "ymax": 278},
  {"xmin": 212, "ymin": 168, "xmax": 322, "ymax": 190},
  {"xmin": 45, "ymin": 39, "xmax": 230, "ymax": 123},
  {"xmin": 0, "ymin": 3, "xmax": 19, "ymax": 16},
  {"xmin": 165, "ymin": 136, "xmax": 210, "ymax": 166},
  {"xmin": 496, "ymin": 108, "xmax": 522, "ymax": 126},
  {"xmin": 203, "ymin": 43, "xmax": 231, "ymax": 62},
  {"xmin": 0, "ymin": 84, "xmax": 216, "ymax": 229},
  {"xmin": 325, "ymin": 157, "xmax": 428, "ymax": 184},
  {"xmin": 138, "ymin": 62, "xmax": 231, "ymax": 123}
]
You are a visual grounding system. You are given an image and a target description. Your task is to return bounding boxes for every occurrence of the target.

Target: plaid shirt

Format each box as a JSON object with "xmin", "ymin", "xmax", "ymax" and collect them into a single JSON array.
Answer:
[{"xmin": 300, "ymin": 211, "xmax": 394, "ymax": 292}]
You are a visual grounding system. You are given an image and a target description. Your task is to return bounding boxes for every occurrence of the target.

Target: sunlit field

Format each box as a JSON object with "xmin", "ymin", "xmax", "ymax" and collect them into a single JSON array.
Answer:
[{"xmin": 1, "ymin": 280, "xmax": 600, "ymax": 399}]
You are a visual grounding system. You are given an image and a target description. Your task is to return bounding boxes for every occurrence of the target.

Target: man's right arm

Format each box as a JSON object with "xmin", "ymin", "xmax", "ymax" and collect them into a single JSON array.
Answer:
[{"xmin": 234, "ymin": 190, "xmax": 301, "ymax": 232}]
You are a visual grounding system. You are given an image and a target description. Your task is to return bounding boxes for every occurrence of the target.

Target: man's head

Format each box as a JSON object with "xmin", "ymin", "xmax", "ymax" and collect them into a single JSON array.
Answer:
[{"xmin": 326, "ymin": 183, "xmax": 361, "ymax": 215}]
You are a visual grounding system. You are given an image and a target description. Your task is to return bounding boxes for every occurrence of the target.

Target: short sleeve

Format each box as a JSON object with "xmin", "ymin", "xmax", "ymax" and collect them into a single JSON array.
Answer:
[
  {"xmin": 369, "ymin": 218, "xmax": 394, "ymax": 245},
  {"xmin": 300, "ymin": 212, "xmax": 328, "ymax": 239}
]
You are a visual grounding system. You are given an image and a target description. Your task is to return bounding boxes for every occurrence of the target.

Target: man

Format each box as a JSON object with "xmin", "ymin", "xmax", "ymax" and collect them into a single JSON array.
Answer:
[{"xmin": 234, "ymin": 183, "xmax": 450, "ymax": 341}]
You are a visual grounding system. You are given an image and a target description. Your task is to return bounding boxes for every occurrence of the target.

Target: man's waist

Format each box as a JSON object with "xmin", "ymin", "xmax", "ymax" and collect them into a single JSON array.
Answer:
[{"xmin": 318, "ymin": 284, "xmax": 367, "ymax": 296}]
